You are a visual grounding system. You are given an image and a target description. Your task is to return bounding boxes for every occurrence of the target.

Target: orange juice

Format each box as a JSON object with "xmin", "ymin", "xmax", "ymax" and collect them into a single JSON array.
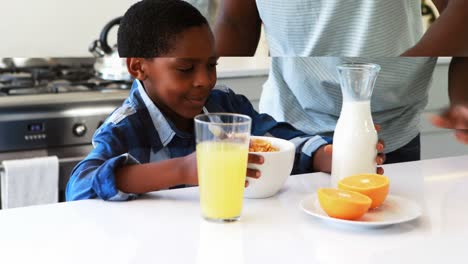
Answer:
[{"xmin": 197, "ymin": 141, "xmax": 249, "ymax": 220}]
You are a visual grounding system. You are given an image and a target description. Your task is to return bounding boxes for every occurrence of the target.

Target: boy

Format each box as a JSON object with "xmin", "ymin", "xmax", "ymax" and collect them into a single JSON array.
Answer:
[{"xmin": 66, "ymin": 0, "xmax": 384, "ymax": 201}]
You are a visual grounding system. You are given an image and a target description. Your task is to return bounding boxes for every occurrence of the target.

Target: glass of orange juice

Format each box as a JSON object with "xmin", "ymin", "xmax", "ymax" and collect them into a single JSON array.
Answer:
[{"xmin": 194, "ymin": 113, "xmax": 251, "ymax": 222}]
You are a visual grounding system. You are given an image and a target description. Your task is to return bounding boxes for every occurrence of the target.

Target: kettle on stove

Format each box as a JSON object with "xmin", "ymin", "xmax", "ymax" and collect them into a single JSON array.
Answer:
[{"xmin": 89, "ymin": 17, "xmax": 132, "ymax": 81}]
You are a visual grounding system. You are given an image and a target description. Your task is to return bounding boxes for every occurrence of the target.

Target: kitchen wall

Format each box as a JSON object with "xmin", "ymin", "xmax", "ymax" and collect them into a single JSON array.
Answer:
[{"xmin": 0, "ymin": 0, "xmax": 216, "ymax": 57}]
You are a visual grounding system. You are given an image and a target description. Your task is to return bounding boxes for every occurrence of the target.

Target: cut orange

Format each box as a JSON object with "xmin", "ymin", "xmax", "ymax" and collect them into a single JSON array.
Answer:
[
  {"xmin": 338, "ymin": 174, "xmax": 389, "ymax": 209},
  {"xmin": 317, "ymin": 188, "xmax": 371, "ymax": 220}
]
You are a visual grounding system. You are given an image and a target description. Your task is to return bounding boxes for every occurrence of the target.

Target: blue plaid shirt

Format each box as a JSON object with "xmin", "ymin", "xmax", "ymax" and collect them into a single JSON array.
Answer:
[{"xmin": 66, "ymin": 80, "xmax": 331, "ymax": 201}]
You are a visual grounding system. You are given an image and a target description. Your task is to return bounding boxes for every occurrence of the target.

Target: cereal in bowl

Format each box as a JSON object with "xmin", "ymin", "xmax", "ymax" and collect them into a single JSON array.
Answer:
[{"xmin": 249, "ymin": 138, "xmax": 279, "ymax": 152}]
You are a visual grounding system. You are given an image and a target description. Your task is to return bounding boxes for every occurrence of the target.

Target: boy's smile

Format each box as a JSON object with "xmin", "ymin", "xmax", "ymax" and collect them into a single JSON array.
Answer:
[
  {"xmin": 127, "ymin": 25, "xmax": 217, "ymax": 132},
  {"xmin": 186, "ymin": 94, "xmax": 209, "ymax": 107}
]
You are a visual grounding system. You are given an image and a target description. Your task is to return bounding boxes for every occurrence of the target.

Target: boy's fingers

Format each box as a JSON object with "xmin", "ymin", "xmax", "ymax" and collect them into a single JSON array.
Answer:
[
  {"xmin": 323, "ymin": 144, "xmax": 333, "ymax": 154},
  {"xmin": 377, "ymin": 167, "xmax": 384, "ymax": 175},
  {"xmin": 245, "ymin": 180, "xmax": 249, "ymax": 188},
  {"xmin": 248, "ymin": 153, "xmax": 264, "ymax": 164},
  {"xmin": 247, "ymin": 168, "xmax": 261, "ymax": 179}
]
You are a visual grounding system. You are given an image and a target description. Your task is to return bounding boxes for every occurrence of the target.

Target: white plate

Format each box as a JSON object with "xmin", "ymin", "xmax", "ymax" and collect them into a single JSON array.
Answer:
[{"xmin": 300, "ymin": 194, "xmax": 422, "ymax": 228}]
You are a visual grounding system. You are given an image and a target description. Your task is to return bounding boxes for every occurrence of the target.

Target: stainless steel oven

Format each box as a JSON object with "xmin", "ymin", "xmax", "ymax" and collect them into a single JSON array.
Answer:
[{"xmin": 0, "ymin": 58, "xmax": 131, "ymax": 203}]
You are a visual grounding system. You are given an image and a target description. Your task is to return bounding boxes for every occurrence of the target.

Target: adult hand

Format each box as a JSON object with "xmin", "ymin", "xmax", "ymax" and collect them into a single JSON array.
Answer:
[
  {"xmin": 313, "ymin": 125, "xmax": 386, "ymax": 174},
  {"xmin": 431, "ymin": 105, "xmax": 468, "ymax": 144}
]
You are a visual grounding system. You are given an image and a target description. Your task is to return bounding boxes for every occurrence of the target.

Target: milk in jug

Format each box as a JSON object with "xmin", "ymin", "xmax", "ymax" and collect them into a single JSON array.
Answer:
[{"xmin": 331, "ymin": 63, "xmax": 381, "ymax": 187}]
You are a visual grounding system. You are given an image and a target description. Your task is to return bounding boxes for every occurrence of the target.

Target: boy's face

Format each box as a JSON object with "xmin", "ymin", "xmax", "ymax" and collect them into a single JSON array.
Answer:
[{"xmin": 134, "ymin": 25, "xmax": 217, "ymax": 119}]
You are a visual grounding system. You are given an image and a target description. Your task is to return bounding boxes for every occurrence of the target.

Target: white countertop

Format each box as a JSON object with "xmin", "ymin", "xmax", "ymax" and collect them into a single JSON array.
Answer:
[{"xmin": 0, "ymin": 155, "xmax": 467, "ymax": 264}]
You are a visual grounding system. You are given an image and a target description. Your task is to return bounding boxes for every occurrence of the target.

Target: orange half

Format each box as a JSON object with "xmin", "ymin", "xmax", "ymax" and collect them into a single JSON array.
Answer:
[
  {"xmin": 338, "ymin": 174, "xmax": 389, "ymax": 209},
  {"xmin": 317, "ymin": 188, "xmax": 372, "ymax": 220}
]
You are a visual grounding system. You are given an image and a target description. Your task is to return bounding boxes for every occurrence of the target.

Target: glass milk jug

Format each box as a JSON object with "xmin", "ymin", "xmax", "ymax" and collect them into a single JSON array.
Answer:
[{"xmin": 331, "ymin": 63, "xmax": 381, "ymax": 187}]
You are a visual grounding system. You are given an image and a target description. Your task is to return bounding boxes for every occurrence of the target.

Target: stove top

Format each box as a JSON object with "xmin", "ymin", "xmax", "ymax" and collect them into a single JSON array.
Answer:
[
  {"xmin": 0, "ymin": 58, "xmax": 133, "ymax": 97},
  {"xmin": 0, "ymin": 58, "xmax": 133, "ymax": 153}
]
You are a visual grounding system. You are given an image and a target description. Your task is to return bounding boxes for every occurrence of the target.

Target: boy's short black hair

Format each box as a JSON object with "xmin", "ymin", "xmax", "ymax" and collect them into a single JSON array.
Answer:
[{"xmin": 118, "ymin": 0, "xmax": 209, "ymax": 57}]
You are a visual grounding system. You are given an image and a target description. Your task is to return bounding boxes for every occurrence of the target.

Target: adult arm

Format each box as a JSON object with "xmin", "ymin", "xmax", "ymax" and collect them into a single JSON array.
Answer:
[
  {"xmin": 214, "ymin": 0, "xmax": 262, "ymax": 56},
  {"xmin": 402, "ymin": 0, "xmax": 468, "ymax": 56}
]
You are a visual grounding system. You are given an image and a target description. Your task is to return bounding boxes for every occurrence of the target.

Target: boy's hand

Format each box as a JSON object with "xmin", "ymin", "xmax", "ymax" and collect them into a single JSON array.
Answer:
[
  {"xmin": 245, "ymin": 153, "xmax": 264, "ymax": 187},
  {"xmin": 185, "ymin": 152, "xmax": 265, "ymax": 187},
  {"xmin": 313, "ymin": 125, "xmax": 386, "ymax": 174},
  {"xmin": 182, "ymin": 152, "xmax": 199, "ymax": 185},
  {"xmin": 431, "ymin": 105, "xmax": 468, "ymax": 144}
]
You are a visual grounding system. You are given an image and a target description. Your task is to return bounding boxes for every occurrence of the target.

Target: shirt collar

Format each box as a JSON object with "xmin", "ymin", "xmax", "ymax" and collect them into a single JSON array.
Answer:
[{"xmin": 135, "ymin": 80, "xmax": 176, "ymax": 147}]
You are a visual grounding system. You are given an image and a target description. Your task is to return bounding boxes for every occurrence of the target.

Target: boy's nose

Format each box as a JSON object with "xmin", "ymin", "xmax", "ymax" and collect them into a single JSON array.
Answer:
[{"xmin": 193, "ymin": 69, "xmax": 214, "ymax": 88}]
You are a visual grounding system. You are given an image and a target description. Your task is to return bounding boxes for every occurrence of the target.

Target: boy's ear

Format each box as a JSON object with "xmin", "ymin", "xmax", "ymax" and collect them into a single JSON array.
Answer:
[{"xmin": 126, "ymin": 58, "xmax": 147, "ymax": 80}]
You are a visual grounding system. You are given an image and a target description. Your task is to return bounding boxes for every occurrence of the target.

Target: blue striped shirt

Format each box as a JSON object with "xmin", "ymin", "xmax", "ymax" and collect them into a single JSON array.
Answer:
[
  {"xmin": 66, "ymin": 80, "xmax": 331, "ymax": 201},
  {"xmin": 256, "ymin": 0, "xmax": 424, "ymax": 56}
]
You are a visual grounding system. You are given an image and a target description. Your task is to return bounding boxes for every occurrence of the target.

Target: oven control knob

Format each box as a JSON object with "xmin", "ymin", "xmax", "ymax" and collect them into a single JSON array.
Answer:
[{"xmin": 73, "ymin": 123, "xmax": 87, "ymax": 137}]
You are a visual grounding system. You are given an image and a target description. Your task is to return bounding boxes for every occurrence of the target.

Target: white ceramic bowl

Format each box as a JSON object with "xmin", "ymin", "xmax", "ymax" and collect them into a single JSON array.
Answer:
[{"xmin": 244, "ymin": 136, "xmax": 295, "ymax": 199}]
